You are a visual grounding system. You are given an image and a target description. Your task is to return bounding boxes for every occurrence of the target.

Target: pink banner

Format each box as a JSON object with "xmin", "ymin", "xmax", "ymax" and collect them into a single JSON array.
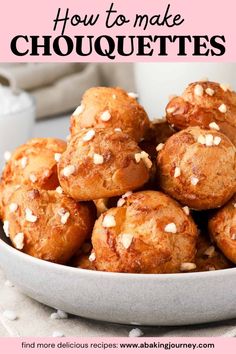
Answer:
[
  {"xmin": 0, "ymin": 0, "xmax": 235, "ymax": 62},
  {"xmin": 0, "ymin": 337, "xmax": 235, "ymax": 354}
]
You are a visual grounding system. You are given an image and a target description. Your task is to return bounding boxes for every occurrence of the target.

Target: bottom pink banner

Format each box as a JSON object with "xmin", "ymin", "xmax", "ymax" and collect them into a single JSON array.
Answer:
[{"xmin": 0, "ymin": 337, "xmax": 235, "ymax": 354}]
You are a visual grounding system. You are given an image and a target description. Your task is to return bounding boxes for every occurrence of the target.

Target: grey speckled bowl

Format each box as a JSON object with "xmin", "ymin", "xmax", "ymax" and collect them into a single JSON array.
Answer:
[{"xmin": 0, "ymin": 226, "xmax": 236, "ymax": 326}]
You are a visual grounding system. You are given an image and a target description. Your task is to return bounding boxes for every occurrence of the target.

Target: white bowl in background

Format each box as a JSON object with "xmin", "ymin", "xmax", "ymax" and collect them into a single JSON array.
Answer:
[
  {"xmin": 0, "ymin": 226, "xmax": 236, "ymax": 326},
  {"xmin": 0, "ymin": 88, "xmax": 35, "ymax": 170},
  {"xmin": 134, "ymin": 63, "xmax": 236, "ymax": 119}
]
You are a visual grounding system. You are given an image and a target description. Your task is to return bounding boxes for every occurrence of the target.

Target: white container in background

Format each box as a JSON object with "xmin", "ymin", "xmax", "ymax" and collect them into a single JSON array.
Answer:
[
  {"xmin": 0, "ymin": 86, "xmax": 35, "ymax": 170},
  {"xmin": 134, "ymin": 63, "xmax": 236, "ymax": 119}
]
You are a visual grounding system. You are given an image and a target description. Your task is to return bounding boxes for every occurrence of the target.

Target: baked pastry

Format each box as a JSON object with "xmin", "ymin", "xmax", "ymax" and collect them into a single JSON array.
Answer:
[
  {"xmin": 1, "ymin": 138, "xmax": 66, "ymax": 191},
  {"xmin": 138, "ymin": 140, "xmax": 157, "ymax": 189},
  {"xmin": 3, "ymin": 186, "xmax": 95, "ymax": 264},
  {"xmin": 194, "ymin": 232, "xmax": 232, "ymax": 271},
  {"xmin": 58, "ymin": 128, "xmax": 151, "ymax": 200},
  {"xmin": 93, "ymin": 198, "xmax": 109, "ymax": 217},
  {"xmin": 139, "ymin": 120, "xmax": 175, "ymax": 163},
  {"xmin": 0, "ymin": 138, "xmax": 66, "ymax": 220},
  {"xmin": 157, "ymin": 127, "xmax": 236, "ymax": 210},
  {"xmin": 91, "ymin": 191, "xmax": 198, "ymax": 273},
  {"xmin": 1, "ymin": 82, "xmax": 235, "ymax": 275},
  {"xmin": 72, "ymin": 253, "xmax": 96, "ymax": 270},
  {"xmin": 70, "ymin": 87, "xmax": 151, "ymax": 142},
  {"xmin": 151, "ymin": 119, "xmax": 176, "ymax": 145},
  {"xmin": 0, "ymin": 183, "xmax": 20, "ymax": 220},
  {"xmin": 139, "ymin": 120, "xmax": 175, "ymax": 188},
  {"xmin": 208, "ymin": 195, "xmax": 236, "ymax": 264},
  {"xmin": 166, "ymin": 81, "xmax": 236, "ymax": 145},
  {"xmin": 70, "ymin": 242, "xmax": 96, "ymax": 270}
]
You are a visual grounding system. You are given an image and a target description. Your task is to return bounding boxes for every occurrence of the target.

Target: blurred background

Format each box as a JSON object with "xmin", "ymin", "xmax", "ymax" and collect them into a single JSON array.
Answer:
[
  {"xmin": 0, "ymin": 62, "xmax": 235, "ymax": 169},
  {"xmin": 0, "ymin": 63, "xmax": 135, "ymax": 120},
  {"xmin": 0, "ymin": 62, "xmax": 235, "ymax": 120},
  {"xmin": 0, "ymin": 63, "xmax": 236, "ymax": 119}
]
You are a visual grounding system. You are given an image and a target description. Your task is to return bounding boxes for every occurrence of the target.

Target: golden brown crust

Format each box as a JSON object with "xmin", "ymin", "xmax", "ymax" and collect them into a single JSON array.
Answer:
[
  {"xmin": 0, "ymin": 138, "xmax": 66, "ymax": 220},
  {"xmin": 0, "ymin": 184, "xmax": 21, "ymax": 220},
  {"xmin": 138, "ymin": 121, "xmax": 175, "ymax": 188},
  {"xmin": 72, "ymin": 253, "xmax": 96, "ymax": 270},
  {"xmin": 157, "ymin": 127, "xmax": 236, "ymax": 210},
  {"xmin": 194, "ymin": 232, "xmax": 232, "ymax": 271},
  {"xmin": 1, "ymin": 138, "xmax": 66, "ymax": 191},
  {"xmin": 138, "ymin": 141, "xmax": 157, "ymax": 189},
  {"xmin": 4, "ymin": 187, "xmax": 95, "ymax": 264},
  {"xmin": 93, "ymin": 198, "xmax": 109, "ymax": 217},
  {"xmin": 70, "ymin": 87, "xmax": 151, "ymax": 142},
  {"xmin": 2, "ymin": 83, "xmax": 236, "ymax": 274},
  {"xmin": 58, "ymin": 129, "xmax": 150, "ymax": 201},
  {"xmin": 208, "ymin": 195, "xmax": 236, "ymax": 264},
  {"xmin": 166, "ymin": 81, "xmax": 236, "ymax": 145},
  {"xmin": 151, "ymin": 120, "xmax": 176, "ymax": 145},
  {"xmin": 91, "ymin": 191, "xmax": 198, "ymax": 274},
  {"xmin": 70, "ymin": 242, "xmax": 96, "ymax": 270},
  {"xmin": 139, "ymin": 121, "xmax": 174, "ymax": 162}
]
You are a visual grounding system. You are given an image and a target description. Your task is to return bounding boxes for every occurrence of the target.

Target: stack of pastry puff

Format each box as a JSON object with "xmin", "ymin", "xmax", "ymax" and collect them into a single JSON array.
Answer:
[{"xmin": 1, "ymin": 82, "xmax": 236, "ymax": 274}]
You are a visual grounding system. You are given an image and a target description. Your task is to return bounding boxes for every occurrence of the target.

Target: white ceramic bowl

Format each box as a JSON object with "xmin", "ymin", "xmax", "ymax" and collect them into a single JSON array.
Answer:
[
  {"xmin": 0, "ymin": 89, "xmax": 35, "ymax": 170},
  {"xmin": 0, "ymin": 225, "xmax": 236, "ymax": 326}
]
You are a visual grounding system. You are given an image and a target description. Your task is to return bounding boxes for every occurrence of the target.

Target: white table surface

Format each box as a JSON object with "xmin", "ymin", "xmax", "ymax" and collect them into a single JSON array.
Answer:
[{"xmin": 1, "ymin": 116, "xmax": 236, "ymax": 337}]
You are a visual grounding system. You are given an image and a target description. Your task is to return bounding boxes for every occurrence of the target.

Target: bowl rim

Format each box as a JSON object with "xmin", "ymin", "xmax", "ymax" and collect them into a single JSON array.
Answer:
[{"xmin": 1, "ymin": 237, "xmax": 235, "ymax": 281}]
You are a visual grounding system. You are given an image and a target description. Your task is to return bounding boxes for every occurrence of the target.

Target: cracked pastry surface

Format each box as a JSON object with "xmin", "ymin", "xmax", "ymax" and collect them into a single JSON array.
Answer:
[
  {"xmin": 157, "ymin": 126, "xmax": 236, "ymax": 210},
  {"xmin": 3, "ymin": 186, "xmax": 95, "ymax": 264},
  {"xmin": 166, "ymin": 81, "xmax": 236, "ymax": 145},
  {"xmin": 0, "ymin": 138, "xmax": 67, "ymax": 219},
  {"xmin": 58, "ymin": 128, "xmax": 151, "ymax": 201},
  {"xmin": 70, "ymin": 87, "xmax": 151, "ymax": 142},
  {"xmin": 208, "ymin": 195, "xmax": 236, "ymax": 264},
  {"xmin": 91, "ymin": 191, "xmax": 198, "ymax": 273},
  {"xmin": 194, "ymin": 232, "xmax": 232, "ymax": 271}
]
